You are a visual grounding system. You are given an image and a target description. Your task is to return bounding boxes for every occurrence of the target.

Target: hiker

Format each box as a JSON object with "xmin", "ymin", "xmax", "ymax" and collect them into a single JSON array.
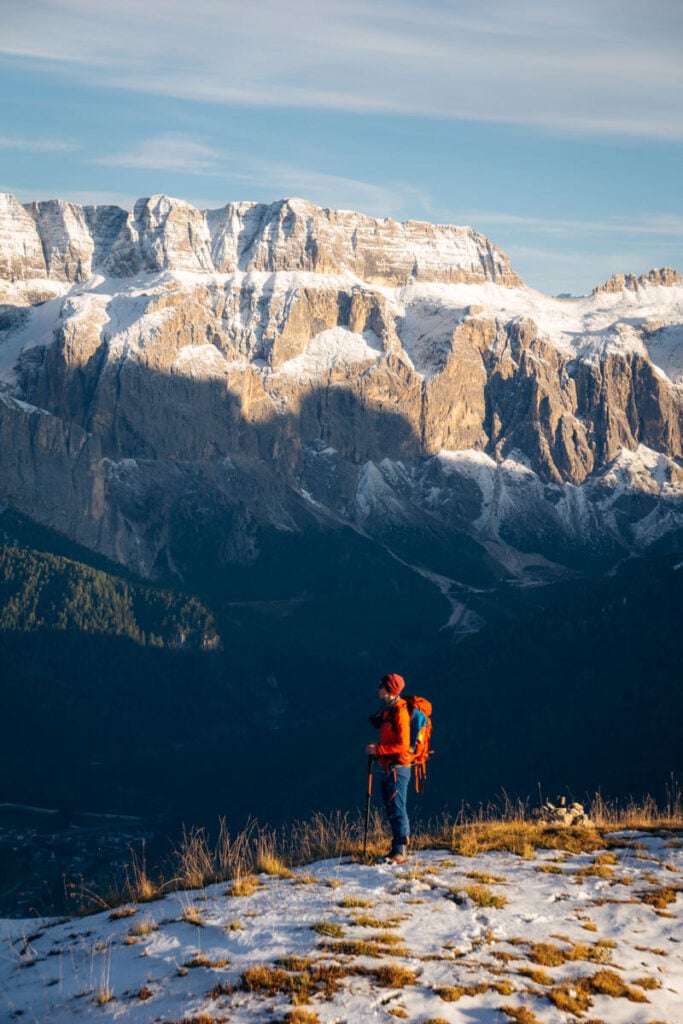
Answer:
[{"xmin": 367, "ymin": 672, "xmax": 411, "ymax": 864}]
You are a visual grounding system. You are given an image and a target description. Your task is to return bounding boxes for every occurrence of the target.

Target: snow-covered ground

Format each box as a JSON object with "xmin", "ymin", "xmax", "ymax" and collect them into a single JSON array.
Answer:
[{"xmin": 2, "ymin": 832, "xmax": 681, "ymax": 1023}]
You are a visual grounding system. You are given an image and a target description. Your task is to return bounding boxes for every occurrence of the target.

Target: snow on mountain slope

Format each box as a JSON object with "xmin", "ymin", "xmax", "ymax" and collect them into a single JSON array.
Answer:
[{"xmin": 1, "ymin": 835, "xmax": 681, "ymax": 1023}]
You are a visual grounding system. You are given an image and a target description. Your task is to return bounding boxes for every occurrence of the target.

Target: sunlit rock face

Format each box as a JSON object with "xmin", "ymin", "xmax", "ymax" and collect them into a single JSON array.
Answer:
[{"xmin": 0, "ymin": 193, "xmax": 681, "ymax": 582}]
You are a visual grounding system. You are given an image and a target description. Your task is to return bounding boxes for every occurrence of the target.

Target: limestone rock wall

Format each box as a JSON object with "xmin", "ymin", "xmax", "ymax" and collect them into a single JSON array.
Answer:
[{"xmin": 1, "ymin": 193, "xmax": 521, "ymax": 287}]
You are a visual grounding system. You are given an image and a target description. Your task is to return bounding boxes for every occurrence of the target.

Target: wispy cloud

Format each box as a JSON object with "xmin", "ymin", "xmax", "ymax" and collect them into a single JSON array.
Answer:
[
  {"xmin": 92, "ymin": 135, "xmax": 224, "ymax": 176},
  {"xmin": 455, "ymin": 211, "xmax": 683, "ymax": 239},
  {"xmin": 218, "ymin": 159, "xmax": 434, "ymax": 220},
  {"xmin": 1, "ymin": 0, "xmax": 682, "ymax": 140},
  {"xmin": 0, "ymin": 135, "xmax": 77, "ymax": 152}
]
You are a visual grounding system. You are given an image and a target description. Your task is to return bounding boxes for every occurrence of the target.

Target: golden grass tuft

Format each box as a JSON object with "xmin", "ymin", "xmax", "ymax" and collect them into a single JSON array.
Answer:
[
  {"xmin": 529, "ymin": 942, "xmax": 568, "ymax": 967},
  {"xmin": 351, "ymin": 914, "xmax": 398, "ymax": 929},
  {"xmin": 633, "ymin": 975, "xmax": 662, "ymax": 991},
  {"xmin": 94, "ymin": 985, "xmax": 114, "ymax": 1005},
  {"xmin": 338, "ymin": 897, "xmax": 374, "ymax": 909},
  {"xmin": 109, "ymin": 906, "xmax": 136, "ymax": 920},
  {"xmin": 590, "ymin": 969, "xmax": 649, "ymax": 1001},
  {"xmin": 637, "ymin": 885, "xmax": 682, "ymax": 909},
  {"xmin": 255, "ymin": 853, "xmax": 295, "ymax": 878},
  {"xmin": 228, "ymin": 875, "xmax": 262, "ymax": 898},
  {"xmin": 322, "ymin": 939, "xmax": 409, "ymax": 958},
  {"xmin": 311, "ymin": 921, "xmax": 344, "ymax": 938},
  {"xmin": 368, "ymin": 964, "xmax": 417, "ymax": 988},
  {"xmin": 500, "ymin": 1007, "xmax": 545, "ymax": 1024},
  {"xmin": 179, "ymin": 905, "xmax": 204, "ymax": 926},
  {"xmin": 518, "ymin": 967, "xmax": 553, "ymax": 986},
  {"xmin": 283, "ymin": 1011, "xmax": 319, "ymax": 1024},
  {"xmin": 548, "ymin": 978, "xmax": 593, "ymax": 1014},
  {"xmin": 240, "ymin": 962, "xmax": 347, "ymax": 1004},
  {"xmin": 465, "ymin": 869, "xmax": 508, "ymax": 884},
  {"xmin": 461, "ymin": 884, "xmax": 507, "ymax": 908},
  {"xmin": 275, "ymin": 956, "xmax": 314, "ymax": 972},
  {"xmin": 129, "ymin": 917, "xmax": 159, "ymax": 937}
]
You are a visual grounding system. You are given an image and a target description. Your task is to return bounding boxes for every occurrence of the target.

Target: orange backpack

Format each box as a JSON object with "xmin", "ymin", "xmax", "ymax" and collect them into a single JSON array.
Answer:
[{"xmin": 401, "ymin": 695, "xmax": 434, "ymax": 792}]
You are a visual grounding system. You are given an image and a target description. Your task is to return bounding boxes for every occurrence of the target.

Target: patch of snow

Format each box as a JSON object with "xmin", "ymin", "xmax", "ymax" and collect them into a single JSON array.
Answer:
[
  {"xmin": 277, "ymin": 326, "xmax": 383, "ymax": 379},
  {"xmin": 171, "ymin": 344, "xmax": 228, "ymax": 378}
]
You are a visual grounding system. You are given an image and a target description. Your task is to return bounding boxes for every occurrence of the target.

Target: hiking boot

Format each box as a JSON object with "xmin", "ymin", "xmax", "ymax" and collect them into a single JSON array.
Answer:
[{"xmin": 383, "ymin": 845, "xmax": 408, "ymax": 864}]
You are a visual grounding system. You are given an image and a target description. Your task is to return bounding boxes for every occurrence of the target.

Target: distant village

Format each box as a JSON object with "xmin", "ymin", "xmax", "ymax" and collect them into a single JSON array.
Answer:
[{"xmin": 0, "ymin": 807, "xmax": 156, "ymax": 918}]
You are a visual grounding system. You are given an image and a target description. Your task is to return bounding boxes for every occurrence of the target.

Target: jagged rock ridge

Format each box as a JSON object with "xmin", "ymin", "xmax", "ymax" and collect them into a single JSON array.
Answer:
[
  {"xmin": 0, "ymin": 194, "xmax": 681, "ymax": 591},
  {"xmin": 0, "ymin": 193, "xmax": 521, "ymax": 287}
]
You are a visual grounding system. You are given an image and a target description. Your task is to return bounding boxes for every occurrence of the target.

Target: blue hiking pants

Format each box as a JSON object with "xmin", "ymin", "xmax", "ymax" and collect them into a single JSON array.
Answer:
[{"xmin": 380, "ymin": 765, "xmax": 411, "ymax": 850}]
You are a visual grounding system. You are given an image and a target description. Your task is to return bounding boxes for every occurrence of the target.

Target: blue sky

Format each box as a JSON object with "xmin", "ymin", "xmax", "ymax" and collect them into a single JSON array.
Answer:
[{"xmin": 1, "ymin": 0, "xmax": 681, "ymax": 295}]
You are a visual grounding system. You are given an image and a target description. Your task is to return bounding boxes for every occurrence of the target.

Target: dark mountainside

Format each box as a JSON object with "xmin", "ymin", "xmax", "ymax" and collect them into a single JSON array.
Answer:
[{"xmin": 1, "ymin": 508, "xmax": 681, "ymax": 830}]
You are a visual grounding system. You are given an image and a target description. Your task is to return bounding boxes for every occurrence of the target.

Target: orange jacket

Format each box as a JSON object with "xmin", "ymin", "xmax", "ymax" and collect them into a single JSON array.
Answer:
[{"xmin": 375, "ymin": 698, "xmax": 411, "ymax": 768}]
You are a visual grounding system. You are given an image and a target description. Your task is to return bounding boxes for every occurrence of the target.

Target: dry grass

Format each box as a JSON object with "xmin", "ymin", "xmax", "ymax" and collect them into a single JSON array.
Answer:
[
  {"xmin": 311, "ymin": 922, "xmax": 344, "ymax": 938},
  {"xmin": 368, "ymin": 965, "xmax": 417, "ymax": 987},
  {"xmin": 109, "ymin": 906, "xmax": 136, "ymax": 920},
  {"xmin": 129, "ymin": 917, "xmax": 159, "ymax": 937},
  {"xmin": 457, "ymin": 884, "xmax": 507, "ymax": 909},
  {"xmin": 633, "ymin": 975, "xmax": 662, "ymax": 991},
  {"xmin": 518, "ymin": 967, "xmax": 553, "ymax": 986},
  {"xmin": 351, "ymin": 914, "xmax": 399, "ymax": 929},
  {"xmin": 338, "ymin": 897, "xmax": 374, "ymax": 909},
  {"xmin": 283, "ymin": 1011, "xmax": 319, "ymax": 1024},
  {"xmin": 179, "ymin": 905, "xmax": 204, "ymax": 926},
  {"xmin": 228, "ymin": 875, "xmax": 262, "ymax": 898},
  {"xmin": 527, "ymin": 938, "xmax": 615, "ymax": 968},
  {"xmin": 544, "ymin": 969, "xmax": 651, "ymax": 1013},
  {"xmin": 255, "ymin": 852, "xmax": 295, "ymax": 879},
  {"xmin": 528, "ymin": 942, "xmax": 568, "ymax": 967},
  {"xmin": 590, "ymin": 969, "xmax": 649, "ymax": 1001},
  {"xmin": 548, "ymin": 979, "xmax": 593, "ymax": 1014},
  {"xmin": 434, "ymin": 983, "xmax": 489, "ymax": 1001},
  {"xmin": 465, "ymin": 870, "xmax": 508, "ymax": 884},
  {"xmin": 82, "ymin": 793, "xmax": 683, "ymax": 916},
  {"xmin": 275, "ymin": 956, "xmax": 314, "ymax": 972},
  {"xmin": 94, "ymin": 984, "xmax": 114, "ymax": 1005},
  {"xmin": 240, "ymin": 962, "xmax": 347, "ymax": 1004},
  {"xmin": 321, "ymin": 938, "xmax": 409, "ymax": 958},
  {"xmin": 637, "ymin": 885, "xmax": 682, "ymax": 909},
  {"xmin": 500, "ymin": 1007, "xmax": 545, "ymax": 1024}
]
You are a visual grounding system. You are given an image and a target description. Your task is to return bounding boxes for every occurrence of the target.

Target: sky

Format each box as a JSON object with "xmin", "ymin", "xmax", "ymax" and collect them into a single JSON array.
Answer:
[{"xmin": 0, "ymin": 0, "xmax": 681, "ymax": 295}]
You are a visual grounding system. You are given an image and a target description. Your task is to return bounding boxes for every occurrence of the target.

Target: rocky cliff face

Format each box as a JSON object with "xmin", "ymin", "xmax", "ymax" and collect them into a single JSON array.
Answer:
[
  {"xmin": 1, "ymin": 194, "xmax": 681, "ymax": 591},
  {"xmin": 0, "ymin": 193, "xmax": 521, "ymax": 287}
]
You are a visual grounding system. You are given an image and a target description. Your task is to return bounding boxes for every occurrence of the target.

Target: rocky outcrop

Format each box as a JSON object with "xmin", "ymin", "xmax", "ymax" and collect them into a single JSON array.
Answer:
[
  {"xmin": 25, "ymin": 200, "xmax": 127, "ymax": 281},
  {"xmin": 533, "ymin": 797, "xmax": 594, "ymax": 827},
  {"xmin": 593, "ymin": 267, "xmax": 682, "ymax": 294},
  {"xmin": 0, "ymin": 194, "xmax": 46, "ymax": 281}
]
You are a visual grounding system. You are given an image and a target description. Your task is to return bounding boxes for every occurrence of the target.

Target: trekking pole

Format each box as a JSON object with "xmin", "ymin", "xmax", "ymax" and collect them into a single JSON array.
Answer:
[{"xmin": 362, "ymin": 754, "xmax": 374, "ymax": 860}]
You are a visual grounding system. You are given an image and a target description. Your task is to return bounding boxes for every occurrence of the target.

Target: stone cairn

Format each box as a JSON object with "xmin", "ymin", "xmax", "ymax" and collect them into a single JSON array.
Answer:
[{"xmin": 533, "ymin": 796, "xmax": 594, "ymax": 827}]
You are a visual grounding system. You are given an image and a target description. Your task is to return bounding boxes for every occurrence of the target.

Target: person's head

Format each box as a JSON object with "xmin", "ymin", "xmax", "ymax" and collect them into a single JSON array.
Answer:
[{"xmin": 378, "ymin": 672, "xmax": 405, "ymax": 701}]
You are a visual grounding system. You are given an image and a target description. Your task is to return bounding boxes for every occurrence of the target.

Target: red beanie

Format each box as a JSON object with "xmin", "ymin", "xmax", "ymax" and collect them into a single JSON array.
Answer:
[{"xmin": 381, "ymin": 673, "xmax": 405, "ymax": 696}]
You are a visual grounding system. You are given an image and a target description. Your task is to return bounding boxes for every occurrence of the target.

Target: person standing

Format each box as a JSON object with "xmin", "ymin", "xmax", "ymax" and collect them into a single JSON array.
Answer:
[{"xmin": 367, "ymin": 672, "xmax": 411, "ymax": 864}]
